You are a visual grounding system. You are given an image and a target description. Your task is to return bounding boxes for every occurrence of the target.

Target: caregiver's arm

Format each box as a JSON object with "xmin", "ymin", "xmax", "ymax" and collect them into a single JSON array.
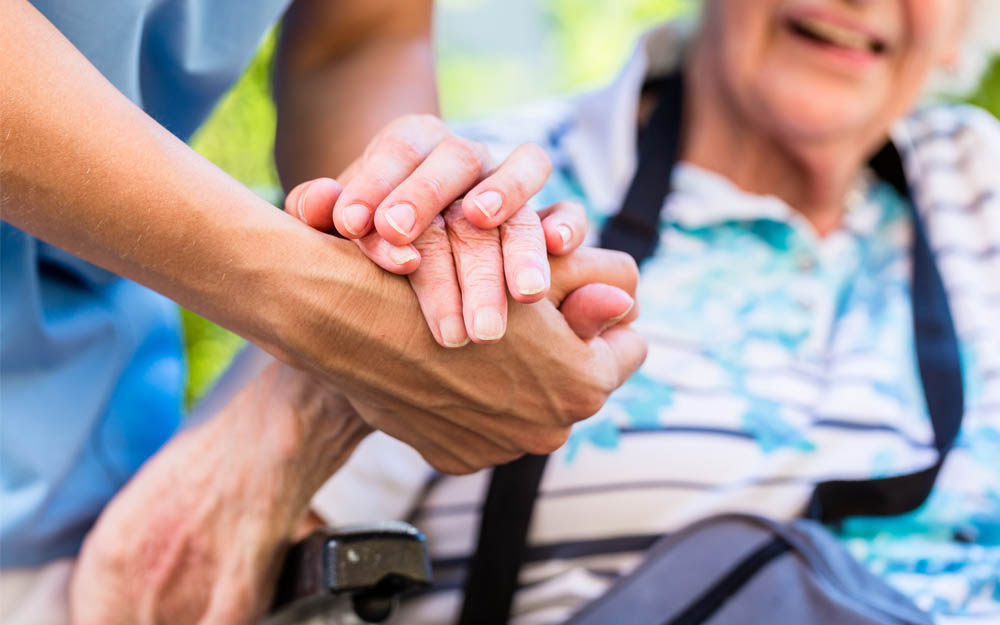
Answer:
[
  {"xmin": 0, "ymin": 0, "xmax": 353, "ymax": 341},
  {"xmin": 275, "ymin": 0, "xmax": 437, "ymax": 180},
  {"xmin": 1, "ymin": 0, "xmax": 647, "ymax": 460}
]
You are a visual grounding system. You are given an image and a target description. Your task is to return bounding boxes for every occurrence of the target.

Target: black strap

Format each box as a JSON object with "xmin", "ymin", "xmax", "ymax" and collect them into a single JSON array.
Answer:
[
  {"xmin": 459, "ymin": 72, "xmax": 964, "ymax": 623},
  {"xmin": 599, "ymin": 72, "xmax": 685, "ymax": 260},
  {"xmin": 805, "ymin": 142, "xmax": 965, "ymax": 523},
  {"xmin": 457, "ymin": 454, "xmax": 549, "ymax": 625}
]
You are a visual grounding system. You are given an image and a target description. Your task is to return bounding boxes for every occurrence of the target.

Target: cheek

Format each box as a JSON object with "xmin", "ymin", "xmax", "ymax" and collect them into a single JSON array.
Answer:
[
  {"xmin": 710, "ymin": 2, "xmax": 782, "ymax": 99},
  {"xmin": 884, "ymin": 0, "xmax": 962, "ymax": 113},
  {"xmin": 904, "ymin": 0, "xmax": 961, "ymax": 56}
]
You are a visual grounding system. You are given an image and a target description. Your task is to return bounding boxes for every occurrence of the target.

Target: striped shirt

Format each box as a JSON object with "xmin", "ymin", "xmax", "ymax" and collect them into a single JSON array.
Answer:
[{"xmin": 312, "ymin": 22, "xmax": 1000, "ymax": 625}]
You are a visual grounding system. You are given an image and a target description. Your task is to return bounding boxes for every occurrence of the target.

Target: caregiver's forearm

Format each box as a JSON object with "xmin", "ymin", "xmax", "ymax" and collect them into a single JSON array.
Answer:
[
  {"xmin": 273, "ymin": 0, "xmax": 437, "ymax": 186},
  {"xmin": 0, "ymin": 0, "xmax": 361, "ymax": 347}
]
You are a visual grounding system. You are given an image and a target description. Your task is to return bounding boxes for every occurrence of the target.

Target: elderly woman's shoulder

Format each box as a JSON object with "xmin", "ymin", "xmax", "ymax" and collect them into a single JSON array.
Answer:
[
  {"xmin": 900, "ymin": 102, "xmax": 1000, "ymax": 158},
  {"xmin": 899, "ymin": 103, "xmax": 999, "ymax": 250}
]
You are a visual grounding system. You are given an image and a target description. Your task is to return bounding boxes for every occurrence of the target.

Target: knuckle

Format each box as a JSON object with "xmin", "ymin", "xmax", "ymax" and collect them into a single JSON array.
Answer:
[
  {"xmin": 413, "ymin": 215, "xmax": 450, "ymax": 251},
  {"xmin": 502, "ymin": 234, "xmax": 545, "ymax": 262},
  {"xmin": 509, "ymin": 205, "xmax": 542, "ymax": 228},
  {"xmin": 392, "ymin": 113, "xmax": 435, "ymax": 134},
  {"xmin": 462, "ymin": 265, "xmax": 504, "ymax": 292},
  {"xmin": 408, "ymin": 175, "xmax": 447, "ymax": 206},
  {"xmin": 582, "ymin": 391, "xmax": 608, "ymax": 418},
  {"xmin": 595, "ymin": 248, "xmax": 639, "ymax": 290},
  {"xmin": 376, "ymin": 133, "xmax": 425, "ymax": 166},
  {"xmin": 451, "ymin": 267, "xmax": 502, "ymax": 300},
  {"xmin": 469, "ymin": 140, "xmax": 493, "ymax": 170},
  {"xmin": 571, "ymin": 386, "xmax": 608, "ymax": 420},
  {"xmin": 449, "ymin": 219, "xmax": 502, "ymax": 249},
  {"xmin": 503, "ymin": 172, "xmax": 533, "ymax": 202},
  {"xmin": 520, "ymin": 142, "xmax": 553, "ymax": 173},
  {"xmin": 523, "ymin": 427, "xmax": 571, "ymax": 455},
  {"xmin": 442, "ymin": 137, "xmax": 485, "ymax": 175},
  {"xmin": 414, "ymin": 113, "xmax": 446, "ymax": 131}
]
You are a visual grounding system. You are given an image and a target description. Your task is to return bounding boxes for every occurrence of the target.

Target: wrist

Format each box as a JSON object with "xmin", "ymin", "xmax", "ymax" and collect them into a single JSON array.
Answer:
[
  {"xmin": 257, "ymin": 224, "xmax": 420, "ymax": 385},
  {"xmin": 214, "ymin": 362, "xmax": 371, "ymax": 527}
]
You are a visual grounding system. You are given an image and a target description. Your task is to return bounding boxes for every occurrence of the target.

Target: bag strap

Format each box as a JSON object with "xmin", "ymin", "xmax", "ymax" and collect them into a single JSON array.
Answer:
[
  {"xmin": 458, "ymin": 71, "xmax": 964, "ymax": 623},
  {"xmin": 599, "ymin": 72, "xmax": 686, "ymax": 259},
  {"xmin": 805, "ymin": 141, "xmax": 965, "ymax": 523},
  {"xmin": 456, "ymin": 454, "xmax": 550, "ymax": 625},
  {"xmin": 456, "ymin": 77, "xmax": 686, "ymax": 625}
]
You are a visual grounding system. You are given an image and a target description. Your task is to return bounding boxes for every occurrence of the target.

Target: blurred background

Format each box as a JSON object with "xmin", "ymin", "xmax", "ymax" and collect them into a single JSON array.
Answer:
[{"xmin": 184, "ymin": 0, "xmax": 1000, "ymax": 407}]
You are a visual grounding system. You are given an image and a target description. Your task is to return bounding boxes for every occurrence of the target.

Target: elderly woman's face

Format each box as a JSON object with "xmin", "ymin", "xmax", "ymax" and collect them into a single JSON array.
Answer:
[{"xmin": 701, "ymin": 0, "xmax": 965, "ymax": 144}]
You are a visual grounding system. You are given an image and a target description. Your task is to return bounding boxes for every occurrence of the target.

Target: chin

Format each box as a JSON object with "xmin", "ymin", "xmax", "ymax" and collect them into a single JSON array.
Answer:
[{"xmin": 749, "ymin": 73, "xmax": 886, "ymax": 146}]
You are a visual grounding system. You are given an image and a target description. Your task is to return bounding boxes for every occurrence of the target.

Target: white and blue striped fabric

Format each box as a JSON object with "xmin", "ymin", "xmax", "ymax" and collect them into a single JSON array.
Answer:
[{"xmin": 312, "ymin": 23, "xmax": 1000, "ymax": 625}]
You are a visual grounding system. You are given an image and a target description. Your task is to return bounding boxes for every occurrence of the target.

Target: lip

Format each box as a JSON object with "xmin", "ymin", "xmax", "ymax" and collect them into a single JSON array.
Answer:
[{"xmin": 780, "ymin": 4, "xmax": 892, "ymax": 68}]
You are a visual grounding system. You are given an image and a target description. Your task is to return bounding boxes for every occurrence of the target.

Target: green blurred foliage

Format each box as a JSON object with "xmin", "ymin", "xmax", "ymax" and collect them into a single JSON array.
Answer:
[
  {"xmin": 435, "ymin": 0, "xmax": 692, "ymax": 118},
  {"xmin": 181, "ymin": 33, "xmax": 278, "ymax": 407},
  {"xmin": 545, "ymin": 0, "xmax": 693, "ymax": 91},
  {"xmin": 182, "ymin": 7, "xmax": 1000, "ymax": 408},
  {"xmin": 965, "ymin": 55, "xmax": 1000, "ymax": 115}
]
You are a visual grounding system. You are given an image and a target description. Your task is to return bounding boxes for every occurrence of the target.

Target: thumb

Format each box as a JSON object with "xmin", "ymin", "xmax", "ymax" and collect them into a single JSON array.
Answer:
[
  {"xmin": 589, "ymin": 324, "xmax": 648, "ymax": 390},
  {"xmin": 560, "ymin": 283, "xmax": 637, "ymax": 339},
  {"xmin": 284, "ymin": 177, "xmax": 343, "ymax": 232},
  {"xmin": 547, "ymin": 247, "xmax": 639, "ymax": 307}
]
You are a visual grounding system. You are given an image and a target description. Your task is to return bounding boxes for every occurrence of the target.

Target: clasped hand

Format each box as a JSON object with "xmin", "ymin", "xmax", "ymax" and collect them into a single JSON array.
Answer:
[
  {"xmin": 70, "ymin": 114, "xmax": 647, "ymax": 625},
  {"xmin": 285, "ymin": 114, "xmax": 596, "ymax": 346}
]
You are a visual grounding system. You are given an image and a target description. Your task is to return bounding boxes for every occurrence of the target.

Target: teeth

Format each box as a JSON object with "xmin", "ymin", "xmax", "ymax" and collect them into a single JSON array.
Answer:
[{"xmin": 796, "ymin": 17, "xmax": 872, "ymax": 51}]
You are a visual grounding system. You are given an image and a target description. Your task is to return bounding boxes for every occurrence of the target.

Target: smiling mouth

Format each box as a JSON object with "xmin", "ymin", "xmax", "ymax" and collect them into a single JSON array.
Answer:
[{"xmin": 786, "ymin": 16, "xmax": 887, "ymax": 55}]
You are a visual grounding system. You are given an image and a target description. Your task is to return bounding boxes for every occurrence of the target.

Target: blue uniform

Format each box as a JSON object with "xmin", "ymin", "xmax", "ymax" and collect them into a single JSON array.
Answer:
[{"xmin": 1, "ymin": 0, "xmax": 291, "ymax": 567}]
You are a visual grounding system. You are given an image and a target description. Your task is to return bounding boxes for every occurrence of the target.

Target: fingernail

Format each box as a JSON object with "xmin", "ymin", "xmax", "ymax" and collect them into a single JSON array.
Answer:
[
  {"xmin": 473, "ymin": 308, "xmax": 505, "ymax": 341},
  {"xmin": 439, "ymin": 315, "xmax": 469, "ymax": 348},
  {"xmin": 604, "ymin": 297, "xmax": 635, "ymax": 329},
  {"xmin": 343, "ymin": 204, "xmax": 370, "ymax": 236},
  {"xmin": 473, "ymin": 191, "xmax": 503, "ymax": 219},
  {"xmin": 389, "ymin": 245, "xmax": 418, "ymax": 265},
  {"xmin": 296, "ymin": 182, "xmax": 313, "ymax": 221},
  {"xmin": 385, "ymin": 203, "xmax": 416, "ymax": 236},
  {"xmin": 516, "ymin": 267, "xmax": 546, "ymax": 295},
  {"xmin": 556, "ymin": 224, "xmax": 573, "ymax": 248}
]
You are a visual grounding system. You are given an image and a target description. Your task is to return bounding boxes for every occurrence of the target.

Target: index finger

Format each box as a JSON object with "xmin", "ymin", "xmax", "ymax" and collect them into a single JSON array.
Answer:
[
  {"xmin": 332, "ymin": 115, "xmax": 451, "ymax": 239},
  {"xmin": 460, "ymin": 143, "xmax": 552, "ymax": 230}
]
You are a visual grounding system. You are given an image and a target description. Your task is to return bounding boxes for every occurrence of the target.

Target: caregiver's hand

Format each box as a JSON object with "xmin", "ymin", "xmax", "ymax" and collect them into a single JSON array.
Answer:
[
  {"xmin": 287, "ymin": 175, "xmax": 587, "ymax": 346},
  {"xmin": 303, "ymin": 115, "xmax": 559, "ymax": 247},
  {"xmin": 285, "ymin": 238, "xmax": 644, "ymax": 475}
]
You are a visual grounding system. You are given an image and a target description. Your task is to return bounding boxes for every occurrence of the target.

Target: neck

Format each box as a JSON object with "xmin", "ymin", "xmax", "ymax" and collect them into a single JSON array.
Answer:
[{"xmin": 678, "ymin": 47, "xmax": 872, "ymax": 236}]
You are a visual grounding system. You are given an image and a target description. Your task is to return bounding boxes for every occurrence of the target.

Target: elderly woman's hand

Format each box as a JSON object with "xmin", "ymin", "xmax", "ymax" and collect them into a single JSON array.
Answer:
[
  {"xmin": 70, "ymin": 363, "xmax": 370, "ymax": 625},
  {"xmin": 284, "ymin": 114, "xmax": 588, "ymax": 346}
]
